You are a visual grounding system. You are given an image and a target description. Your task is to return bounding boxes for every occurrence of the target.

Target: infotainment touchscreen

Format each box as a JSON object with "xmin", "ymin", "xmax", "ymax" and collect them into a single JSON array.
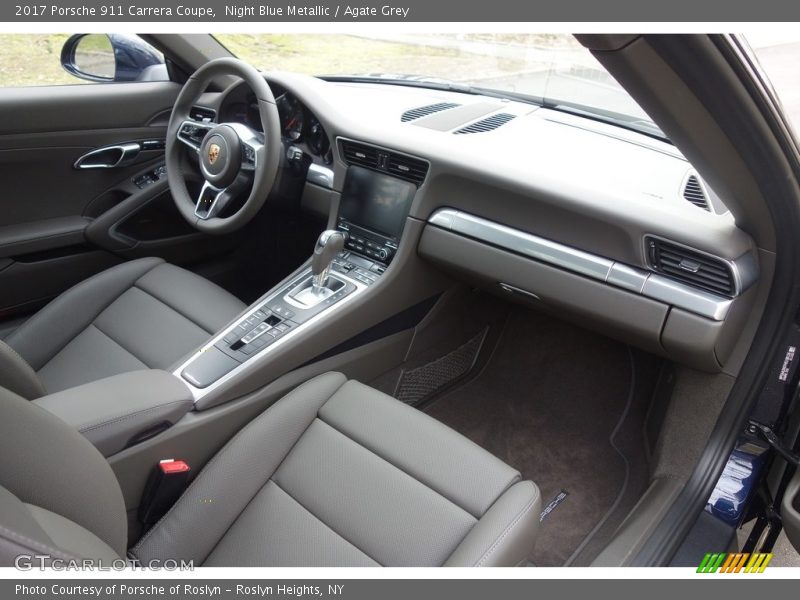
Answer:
[{"xmin": 339, "ymin": 166, "xmax": 417, "ymax": 241}]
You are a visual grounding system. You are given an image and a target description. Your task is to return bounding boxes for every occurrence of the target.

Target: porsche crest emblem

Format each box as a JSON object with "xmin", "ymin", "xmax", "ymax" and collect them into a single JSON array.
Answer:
[{"xmin": 207, "ymin": 143, "xmax": 221, "ymax": 165}]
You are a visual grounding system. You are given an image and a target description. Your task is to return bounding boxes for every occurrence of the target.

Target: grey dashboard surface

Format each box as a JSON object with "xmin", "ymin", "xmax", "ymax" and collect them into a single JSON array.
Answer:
[{"xmin": 199, "ymin": 72, "xmax": 755, "ymax": 270}]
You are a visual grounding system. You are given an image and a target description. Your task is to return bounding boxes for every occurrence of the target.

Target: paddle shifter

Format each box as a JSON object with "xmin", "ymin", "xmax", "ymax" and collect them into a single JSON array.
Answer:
[{"xmin": 311, "ymin": 230, "xmax": 346, "ymax": 295}]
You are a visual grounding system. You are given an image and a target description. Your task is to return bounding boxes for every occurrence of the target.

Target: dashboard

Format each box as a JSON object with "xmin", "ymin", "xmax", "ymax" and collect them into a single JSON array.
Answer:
[{"xmin": 195, "ymin": 71, "xmax": 764, "ymax": 376}]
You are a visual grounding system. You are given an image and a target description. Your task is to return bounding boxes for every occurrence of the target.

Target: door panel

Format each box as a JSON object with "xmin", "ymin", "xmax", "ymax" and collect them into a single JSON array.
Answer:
[
  {"xmin": 0, "ymin": 82, "xmax": 178, "ymax": 134},
  {"xmin": 0, "ymin": 141, "xmax": 167, "ymax": 225},
  {"xmin": 0, "ymin": 81, "xmax": 237, "ymax": 319}
]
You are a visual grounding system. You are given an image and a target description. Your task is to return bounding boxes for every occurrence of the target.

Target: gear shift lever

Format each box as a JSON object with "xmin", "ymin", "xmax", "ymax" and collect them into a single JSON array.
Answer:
[{"xmin": 311, "ymin": 230, "xmax": 346, "ymax": 295}]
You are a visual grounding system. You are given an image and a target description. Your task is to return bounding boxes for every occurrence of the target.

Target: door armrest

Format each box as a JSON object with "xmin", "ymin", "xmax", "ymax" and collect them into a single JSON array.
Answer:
[{"xmin": 0, "ymin": 216, "xmax": 90, "ymax": 258}]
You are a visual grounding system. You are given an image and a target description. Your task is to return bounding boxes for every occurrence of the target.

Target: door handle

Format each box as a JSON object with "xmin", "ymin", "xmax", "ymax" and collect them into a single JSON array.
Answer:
[{"xmin": 74, "ymin": 143, "xmax": 141, "ymax": 169}]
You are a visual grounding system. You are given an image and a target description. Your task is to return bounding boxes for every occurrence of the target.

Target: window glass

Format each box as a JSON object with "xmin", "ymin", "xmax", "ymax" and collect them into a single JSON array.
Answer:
[{"xmin": 216, "ymin": 33, "xmax": 663, "ymax": 139}]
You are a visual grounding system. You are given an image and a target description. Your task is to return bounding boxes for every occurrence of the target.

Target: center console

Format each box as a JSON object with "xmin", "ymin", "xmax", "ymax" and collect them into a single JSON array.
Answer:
[{"xmin": 175, "ymin": 162, "xmax": 420, "ymax": 402}]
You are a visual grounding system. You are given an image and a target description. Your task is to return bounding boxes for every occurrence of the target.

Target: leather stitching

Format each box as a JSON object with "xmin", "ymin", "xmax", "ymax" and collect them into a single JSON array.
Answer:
[
  {"xmin": 316, "ymin": 418, "xmax": 479, "ymax": 521},
  {"xmin": 78, "ymin": 399, "xmax": 190, "ymax": 434},
  {"xmin": 0, "ymin": 340, "xmax": 34, "ymax": 369},
  {"xmin": 263, "ymin": 480, "xmax": 381, "ymax": 567},
  {"xmin": 0, "ymin": 523, "xmax": 77, "ymax": 560},
  {"xmin": 199, "ymin": 383, "xmax": 349, "ymax": 563},
  {"xmin": 0, "ymin": 339, "xmax": 45, "ymax": 397},
  {"xmin": 132, "ymin": 374, "xmax": 348, "ymax": 561},
  {"xmin": 134, "ymin": 272, "xmax": 218, "ymax": 335},
  {"xmin": 11, "ymin": 258, "xmax": 163, "ymax": 369},
  {"xmin": 474, "ymin": 486, "xmax": 540, "ymax": 567},
  {"xmin": 133, "ymin": 282, "xmax": 215, "ymax": 335},
  {"xmin": 89, "ymin": 323, "xmax": 151, "ymax": 368}
]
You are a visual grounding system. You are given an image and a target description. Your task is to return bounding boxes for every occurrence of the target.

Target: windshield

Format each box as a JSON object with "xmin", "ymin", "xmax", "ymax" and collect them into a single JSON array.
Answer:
[{"xmin": 214, "ymin": 33, "xmax": 663, "ymax": 139}]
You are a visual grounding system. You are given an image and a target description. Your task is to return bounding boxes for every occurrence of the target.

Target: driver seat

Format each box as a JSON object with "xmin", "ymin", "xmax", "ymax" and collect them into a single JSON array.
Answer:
[{"xmin": 0, "ymin": 257, "xmax": 245, "ymax": 398}]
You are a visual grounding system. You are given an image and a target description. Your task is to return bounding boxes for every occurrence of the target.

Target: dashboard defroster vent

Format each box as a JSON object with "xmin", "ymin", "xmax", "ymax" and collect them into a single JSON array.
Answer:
[
  {"xmin": 454, "ymin": 113, "xmax": 516, "ymax": 134},
  {"xmin": 646, "ymin": 237, "xmax": 735, "ymax": 297},
  {"xmin": 340, "ymin": 139, "xmax": 429, "ymax": 186},
  {"xmin": 682, "ymin": 174, "xmax": 711, "ymax": 211},
  {"xmin": 401, "ymin": 102, "xmax": 461, "ymax": 122}
]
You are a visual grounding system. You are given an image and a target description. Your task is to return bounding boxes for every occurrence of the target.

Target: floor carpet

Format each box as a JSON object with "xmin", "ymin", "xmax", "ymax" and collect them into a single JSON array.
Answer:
[{"xmin": 424, "ymin": 308, "xmax": 660, "ymax": 566}]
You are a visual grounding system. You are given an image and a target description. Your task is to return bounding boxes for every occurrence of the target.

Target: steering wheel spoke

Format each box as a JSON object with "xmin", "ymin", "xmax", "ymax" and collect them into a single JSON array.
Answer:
[
  {"xmin": 227, "ymin": 123, "xmax": 264, "ymax": 172},
  {"xmin": 194, "ymin": 170, "xmax": 255, "ymax": 220},
  {"xmin": 177, "ymin": 119, "xmax": 214, "ymax": 153},
  {"xmin": 195, "ymin": 181, "xmax": 235, "ymax": 220}
]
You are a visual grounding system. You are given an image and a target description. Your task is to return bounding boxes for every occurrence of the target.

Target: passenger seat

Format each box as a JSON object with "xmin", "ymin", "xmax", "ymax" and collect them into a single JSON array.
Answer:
[{"xmin": 0, "ymin": 372, "xmax": 541, "ymax": 567}]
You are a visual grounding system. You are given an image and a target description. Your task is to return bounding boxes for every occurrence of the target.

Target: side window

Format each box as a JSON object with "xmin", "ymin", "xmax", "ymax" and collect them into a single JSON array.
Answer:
[{"xmin": 0, "ymin": 33, "xmax": 168, "ymax": 88}]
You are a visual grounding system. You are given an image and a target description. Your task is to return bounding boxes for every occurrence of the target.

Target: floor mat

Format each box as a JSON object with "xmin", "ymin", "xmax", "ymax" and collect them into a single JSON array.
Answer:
[{"xmin": 424, "ymin": 308, "xmax": 659, "ymax": 566}]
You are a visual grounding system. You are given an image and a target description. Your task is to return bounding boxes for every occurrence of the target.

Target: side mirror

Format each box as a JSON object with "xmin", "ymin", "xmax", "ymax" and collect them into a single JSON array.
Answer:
[{"xmin": 61, "ymin": 34, "xmax": 168, "ymax": 83}]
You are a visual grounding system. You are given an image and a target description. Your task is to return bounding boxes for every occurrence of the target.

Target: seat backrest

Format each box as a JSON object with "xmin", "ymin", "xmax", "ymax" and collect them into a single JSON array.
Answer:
[
  {"xmin": 0, "ymin": 387, "xmax": 126, "ymax": 565},
  {"xmin": 0, "ymin": 340, "xmax": 44, "ymax": 399}
]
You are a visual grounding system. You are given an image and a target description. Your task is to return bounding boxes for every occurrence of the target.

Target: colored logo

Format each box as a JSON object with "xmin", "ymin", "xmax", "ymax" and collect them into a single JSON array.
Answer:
[
  {"xmin": 207, "ymin": 143, "xmax": 221, "ymax": 165},
  {"xmin": 697, "ymin": 552, "xmax": 773, "ymax": 573}
]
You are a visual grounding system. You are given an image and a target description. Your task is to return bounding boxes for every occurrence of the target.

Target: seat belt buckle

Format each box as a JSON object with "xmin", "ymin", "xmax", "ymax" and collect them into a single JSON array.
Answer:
[{"xmin": 138, "ymin": 459, "xmax": 191, "ymax": 526}]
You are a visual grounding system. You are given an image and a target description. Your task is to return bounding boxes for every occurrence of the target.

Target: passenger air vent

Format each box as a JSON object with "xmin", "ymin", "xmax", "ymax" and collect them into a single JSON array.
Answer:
[
  {"xmin": 646, "ymin": 237, "xmax": 735, "ymax": 297},
  {"xmin": 340, "ymin": 139, "xmax": 428, "ymax": 186},
  {"xmin": 401, "ymin": 102, "xmax": 460, "ymax": 122},
  {"xmin": 682, "ymin": 174, "xmax": 711, "ymax": 211},
  {"xmin": 189, "ymin": 106, "xmax": 216, "ymax": 123},
  {"xmin": 454, "ymin": 113, "xmax": 516, "ymax": 134}
]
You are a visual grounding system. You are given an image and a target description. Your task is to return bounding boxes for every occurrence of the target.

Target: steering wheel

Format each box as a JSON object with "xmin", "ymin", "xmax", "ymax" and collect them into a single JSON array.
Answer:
[{"xmin": 166, "ymin": 58, "xmax": 282, "ymax": 234}]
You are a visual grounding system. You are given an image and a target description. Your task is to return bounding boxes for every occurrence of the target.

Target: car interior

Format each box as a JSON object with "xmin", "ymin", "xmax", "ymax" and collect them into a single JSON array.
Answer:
[{"xmin": 0, "ymin": 32, "xmax": 798, "ymax": 567}]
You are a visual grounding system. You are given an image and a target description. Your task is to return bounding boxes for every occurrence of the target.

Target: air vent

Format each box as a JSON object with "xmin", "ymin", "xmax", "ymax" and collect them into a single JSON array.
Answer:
[
  {"xmin": 682, "ymin": 174, "xmax": 711, "ymax": 211},
  {"xmin": 401, "ymin": 102, "xmax": 460, "ymax": 122},
  {"xmin": 386, "ymin": 154, "xmax": 429, "ymax": 184},
  {"xmin": 340, "ymin": 140, "xmax": 428, "ymax": 186},
  {"xmin": 646, "ymin": 237, "xmax": 735, "ymax": 297},
  {"xmin": 454, "ymin": 113, "xmax": 516, "ymax": 134},
  {"xmin": 341, "ymin": 140, "xmax": 380, "ymax": 170},
  {"xmin": 189, "ymin": 106, "xmax": 216, "ymax": 123}
]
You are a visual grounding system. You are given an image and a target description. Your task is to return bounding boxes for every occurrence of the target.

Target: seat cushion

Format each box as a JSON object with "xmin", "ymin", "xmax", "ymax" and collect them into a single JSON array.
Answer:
[
  {"xmin": 131, "ymin": 372, "xmax": 541, "ymax": 567},
  {"xmin": 6, "ymin": 258, "xmax": 245, "ymax": 395}
]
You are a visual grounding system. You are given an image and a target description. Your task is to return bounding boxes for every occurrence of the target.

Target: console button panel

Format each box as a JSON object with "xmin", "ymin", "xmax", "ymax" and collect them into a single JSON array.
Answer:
[
  {"xmin": 331, "ymin": 251, "xmax": 385, "ymax": 286},
  {"xmin": 215, "ymin": 306, "xmax": 296, "ymax": 363},
  {"xmin": 179, "ymin": 255, "xmax": 385, "ymax": 395},
  {"xmin": 211, "ymin": 266, "xmax": 362, "ymax": 365},
  {"xmin": 337, "ymin": 220, "xmax": 396, "ymax": 265}
]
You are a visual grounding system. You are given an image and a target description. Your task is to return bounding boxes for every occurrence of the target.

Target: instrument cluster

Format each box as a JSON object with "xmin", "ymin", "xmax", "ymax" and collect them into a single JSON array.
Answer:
[{"xmin": 220, "ymin": 86, "xmax": 332, "ymax": 165}]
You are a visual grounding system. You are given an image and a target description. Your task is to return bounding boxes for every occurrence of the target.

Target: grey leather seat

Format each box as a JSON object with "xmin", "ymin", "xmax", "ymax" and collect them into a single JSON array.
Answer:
[
  {"xmin": 0, "ymin": 257, "xmax": 245, "ymax": 398},
  {"xmin": 0, "ymin": 372, "xmax": 541, "ymax": 567}
]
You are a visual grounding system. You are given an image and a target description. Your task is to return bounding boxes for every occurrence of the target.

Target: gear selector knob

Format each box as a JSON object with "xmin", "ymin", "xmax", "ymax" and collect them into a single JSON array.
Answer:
[{"xmin": 311, "ymin": 230, "xmax": 346, "ymax": 295}]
